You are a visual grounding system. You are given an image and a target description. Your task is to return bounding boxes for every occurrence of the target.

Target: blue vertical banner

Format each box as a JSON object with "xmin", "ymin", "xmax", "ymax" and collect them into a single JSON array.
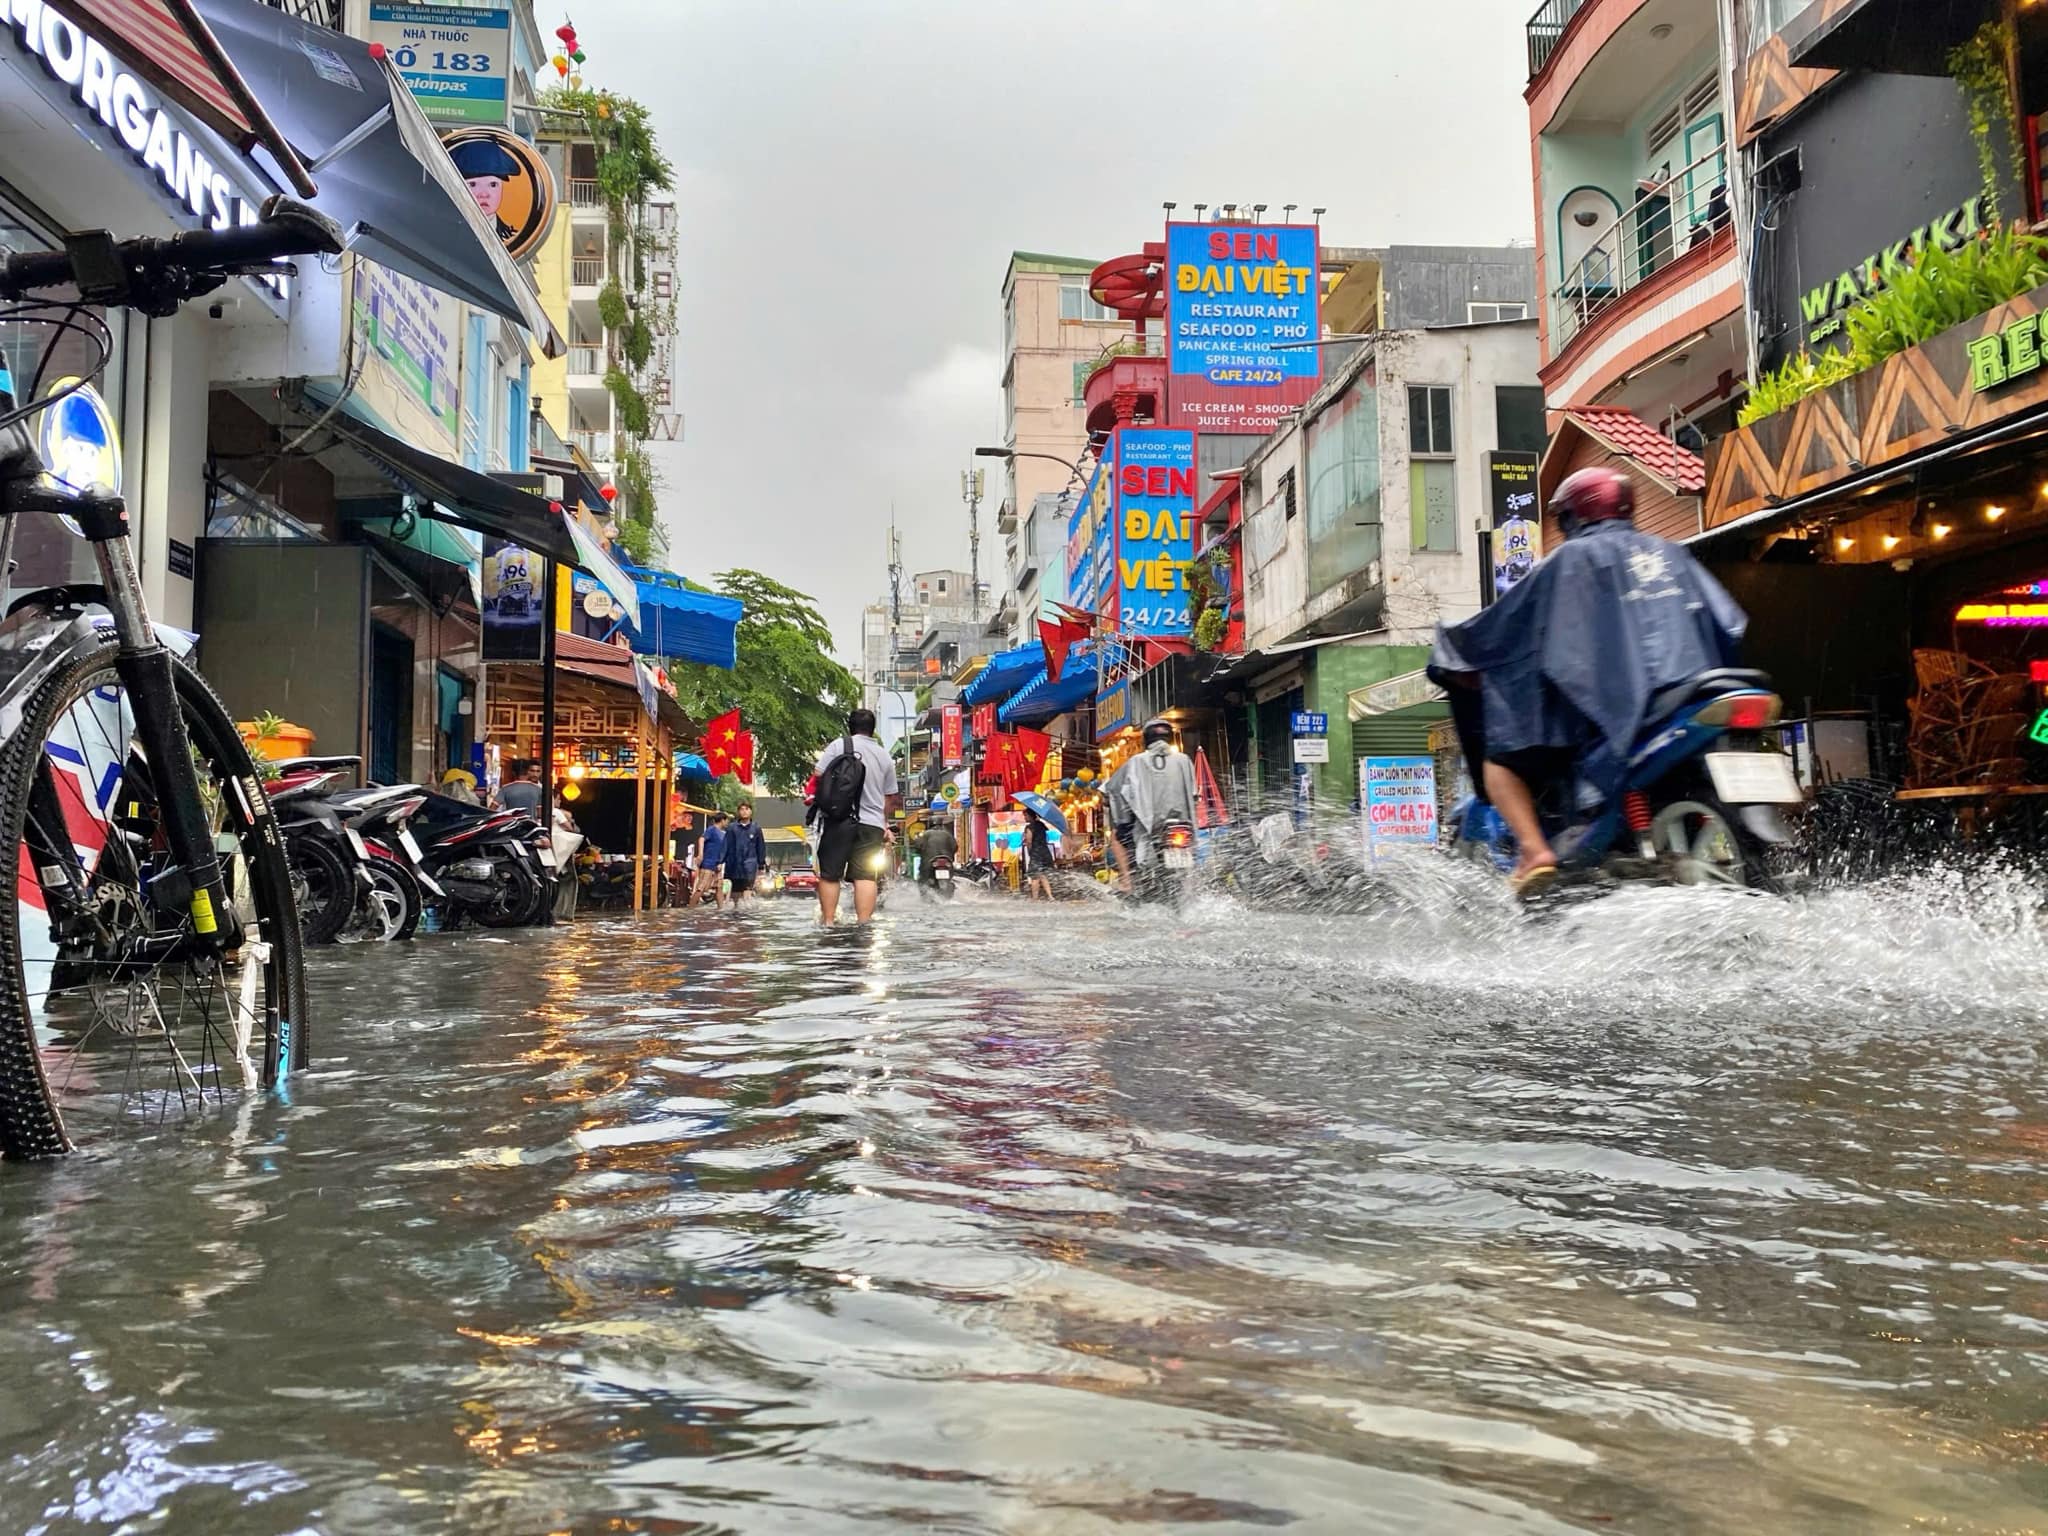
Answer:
[{"xmin": 1114, "ymin": 428, "xmax": 1197, "ymax": 636}]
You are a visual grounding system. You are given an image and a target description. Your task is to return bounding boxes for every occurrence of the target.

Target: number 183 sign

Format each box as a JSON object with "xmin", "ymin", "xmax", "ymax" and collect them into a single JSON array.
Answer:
[{"xmin": 368, "ymin": 4, "xmax": 511, "ymax": 126}]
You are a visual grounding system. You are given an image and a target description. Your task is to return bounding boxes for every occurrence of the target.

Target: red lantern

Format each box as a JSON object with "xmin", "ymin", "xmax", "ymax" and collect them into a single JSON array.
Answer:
[
  {"xmin": 600, "ymin": 484, "xmax": 618, "ymax": 503},
  {"xmin": 548, "ymin": 500, "xmax": 564, "ymax": 513},
  {"xmin": 555, "ymin": 22, "xmax": 576, "ymax": 43}
]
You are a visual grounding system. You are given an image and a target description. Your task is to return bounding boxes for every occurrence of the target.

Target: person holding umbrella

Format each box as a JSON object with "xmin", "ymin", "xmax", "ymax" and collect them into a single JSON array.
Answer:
[{"xmin": 1022, "ymin": 806, "xmax": 1055, "ymax": 900}]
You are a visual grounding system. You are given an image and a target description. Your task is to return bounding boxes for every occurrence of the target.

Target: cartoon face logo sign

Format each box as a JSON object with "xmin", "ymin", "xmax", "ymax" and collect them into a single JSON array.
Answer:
[
  {"xmin": 440, "ymin": 128, "xmax": 557, "ymax": 261},
  {"xmin": 38, "ymin": 380, "xmax": 121, "ymax": 498}
]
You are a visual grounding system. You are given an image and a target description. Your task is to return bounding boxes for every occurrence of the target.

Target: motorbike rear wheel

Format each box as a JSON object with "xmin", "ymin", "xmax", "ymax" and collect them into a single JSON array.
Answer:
[
  {"xmin": 1648, "ymin": 793, "xmax": 1773, "ymax": 889},
  {"xmin": 471, "ymin": 859, "xmax": 546, "ymax": 928},
  {"xmin": 288, "ymin": 832, "xmax": 356, "ymax": 946},
  {"xmin": 341, "ymin": 857, "xmax": 421, "ymax": 942}
]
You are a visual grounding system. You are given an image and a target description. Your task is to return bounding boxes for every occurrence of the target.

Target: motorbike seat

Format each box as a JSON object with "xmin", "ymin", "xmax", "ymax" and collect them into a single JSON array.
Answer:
[
  {"xmin": 265, "ymin": 755, "xmax": 364, "ymax": 774},
  {"xmin": 1644, "ymin": 668, "xmax": 1773, "ymax": 723}
]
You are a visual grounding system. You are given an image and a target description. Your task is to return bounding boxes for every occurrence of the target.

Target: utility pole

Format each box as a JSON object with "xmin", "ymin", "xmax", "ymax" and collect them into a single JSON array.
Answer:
[
  {"xmin": 886, "ymin": 512, "xmax": 904, "ymax": 694},
  {"xmin": 960, "ymin": 468, "xmax": 985, "ymax": 621}
]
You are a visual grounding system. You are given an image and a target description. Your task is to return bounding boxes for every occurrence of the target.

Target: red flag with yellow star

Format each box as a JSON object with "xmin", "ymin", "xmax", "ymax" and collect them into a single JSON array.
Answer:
[
  {"xmin": 702, "ymin": 709, "xmax": 743, "ymax": 776},
  {"xmin": 1008, "ymin": 728, "xmax": 1052, "ymax": 794},
  {"xmin": 731, "ymin": 730, "xmax": 756, "ymax": 784}
]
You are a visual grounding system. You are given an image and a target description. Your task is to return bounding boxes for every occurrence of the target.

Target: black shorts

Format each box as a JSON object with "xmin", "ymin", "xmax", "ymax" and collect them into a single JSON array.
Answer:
[
  {"xmin": 818, "ymin": 819, "xmax": 884, "ymax": 882},
  {"xmin": 727, "ymin": 870, "xmax": 754, "ymax": 894}
]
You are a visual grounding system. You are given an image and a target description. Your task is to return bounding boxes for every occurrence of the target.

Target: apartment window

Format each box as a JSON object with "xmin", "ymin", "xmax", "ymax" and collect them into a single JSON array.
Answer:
[
  {"xmin": 1002, "ymin": 360, "xmax": 1016, "ymax": 434},
  {"xmin": 1467, "ymin": 302, "xmax": 1528, "ymax": 323},
  {"xmin": 919, "ymin": 591, "xmax": 931, "ymax": 606},
  {"xmin": 937, "ymin": 578, "xmax": 948, "ymax": 594},
  {"xmin": 1002, "ymin": 291, "xmax": 1016, "ymax": 356},
  {"xmin": 1280, "ymin": 468, "xmax": 1297, "ymax": 519},
  {"xmin": 1496, "ymin": 386, "xmax": 1547, "ymax": 454},
  {"xmin": 1408, "ymin": 386, "xmax": 1454, "ymax": 457},
  {"xmin": 653, "ymin": 270, "xmax": 672, "ymax": 300},
  {"xmin": 1059, "ymin": 275, "xmax": 1113, "ymax": 323},
  {"xmin": 1412, "ymin": 461, "xmax": 1458, "ymax": 553}
]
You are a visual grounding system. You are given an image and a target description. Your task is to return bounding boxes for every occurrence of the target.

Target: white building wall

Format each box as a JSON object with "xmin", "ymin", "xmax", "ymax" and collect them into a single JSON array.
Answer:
[{"xmin": 1240, "ymin": 321, "xmax": 1540, "ymax": 653}]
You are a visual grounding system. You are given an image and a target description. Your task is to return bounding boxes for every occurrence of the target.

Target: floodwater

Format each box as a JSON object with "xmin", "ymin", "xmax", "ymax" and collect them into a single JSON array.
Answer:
[{"xmin": 3, "ymin": 867, "xmax": 2047, "ymax": 1534}]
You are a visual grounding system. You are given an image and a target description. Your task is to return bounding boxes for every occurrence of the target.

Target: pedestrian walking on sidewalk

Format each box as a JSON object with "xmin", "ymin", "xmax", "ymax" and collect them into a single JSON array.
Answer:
[
  {"xmin": 723, "ymin": 803, "xmax": 767, "ymax": 906},
  {"xmin": 810, "ymin": 707, "xmax": 899, "ymax": 925}
]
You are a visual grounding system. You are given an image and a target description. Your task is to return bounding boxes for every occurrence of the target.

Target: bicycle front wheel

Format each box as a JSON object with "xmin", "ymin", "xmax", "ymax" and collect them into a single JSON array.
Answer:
[{"xmin": 0, "ymin": 641, "xmax": 309, "ymax": 1158}]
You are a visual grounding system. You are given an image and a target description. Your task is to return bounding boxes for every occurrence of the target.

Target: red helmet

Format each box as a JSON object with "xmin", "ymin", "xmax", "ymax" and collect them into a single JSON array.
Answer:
[{"xmin": 1552, "ymin": 466, "xmax": 1635, "ymax": 536}]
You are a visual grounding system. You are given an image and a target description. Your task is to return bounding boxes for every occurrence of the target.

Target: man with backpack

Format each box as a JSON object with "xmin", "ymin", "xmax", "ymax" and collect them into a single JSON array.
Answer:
[{"xmin": 809, "ymin": 707, "xmax": 899, "ymax": 924}]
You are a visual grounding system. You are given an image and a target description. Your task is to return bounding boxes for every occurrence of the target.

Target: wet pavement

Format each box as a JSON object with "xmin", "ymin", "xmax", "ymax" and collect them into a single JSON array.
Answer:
[{"xmin": 2, "ymin": 868, "xmax": 2047, "ymax": 1534}]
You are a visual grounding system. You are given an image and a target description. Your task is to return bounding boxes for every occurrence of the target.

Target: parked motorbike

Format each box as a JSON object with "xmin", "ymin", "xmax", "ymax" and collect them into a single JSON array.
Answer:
[
  {"xmin": 326, "ymin": 784, "xmax": 442, "ymax": 942},
  {"xmin": 407, "ymin": 793, "xmax": 556, "ymax": 928},
  {"xmin": 1446, "ymin": 667, "xmax": 1801, "ymax": 891},
  {"xmin": 267, "ymin": 758, "xmax": 370, "ymax": 946}
]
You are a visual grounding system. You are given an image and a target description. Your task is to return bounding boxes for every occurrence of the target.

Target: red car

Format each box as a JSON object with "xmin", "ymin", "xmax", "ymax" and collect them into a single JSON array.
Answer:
[{"xmin": 780, "ymin": 866, "xmax": 819, "ymax": 895}]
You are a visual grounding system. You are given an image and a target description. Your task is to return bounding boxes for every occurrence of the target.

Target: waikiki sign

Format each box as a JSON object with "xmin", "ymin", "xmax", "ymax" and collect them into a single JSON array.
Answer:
[{"xmin": 1803, "ymin": 196, "xmax": 1988, "ymax": 344}]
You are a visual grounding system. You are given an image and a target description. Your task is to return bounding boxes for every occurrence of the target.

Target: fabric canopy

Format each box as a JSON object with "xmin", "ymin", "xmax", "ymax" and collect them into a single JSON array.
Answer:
[
  {"xmin": 308, "ymin": 395, "xmax": 583, "ymax": 566},
  {"xmin": 673, "ymin": 753, "xmax": 713, "ymax": 784},
  {"xmin": 1000, "ymin": 645, "xmax": 1099, "ymax": 726},
  {"xmin": 563, "ymin": 515, "xmax": 642, "ymax": 631},
  {"xmin": 619, "ymin": 563, "xmax": 743, "ymax": 670},
  {"xmin": 961, "ymin": 643, "xmax": 1045, "ymax": 707},
  {"xmin": 192, "ymin": 0, "xmax": 562, "ymax": 351}
]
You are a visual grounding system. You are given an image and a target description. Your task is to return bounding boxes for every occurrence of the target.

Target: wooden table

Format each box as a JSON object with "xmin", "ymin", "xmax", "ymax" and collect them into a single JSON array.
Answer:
[{"xmin": 1894, "ymin": 783, "xmax": 2048, "ymax": 840}]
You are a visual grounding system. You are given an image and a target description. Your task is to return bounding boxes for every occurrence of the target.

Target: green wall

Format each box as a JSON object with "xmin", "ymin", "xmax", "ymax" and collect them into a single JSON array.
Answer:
[{"xmin": 1307, "ymin": 643, "xmax": 1432, "ymax": 804}]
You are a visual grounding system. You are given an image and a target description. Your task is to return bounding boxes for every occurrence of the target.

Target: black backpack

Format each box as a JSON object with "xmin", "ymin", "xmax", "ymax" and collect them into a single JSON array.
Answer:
[{"xmin": 812, "ymin": 735, "xmax": 867, "ymax": 825}]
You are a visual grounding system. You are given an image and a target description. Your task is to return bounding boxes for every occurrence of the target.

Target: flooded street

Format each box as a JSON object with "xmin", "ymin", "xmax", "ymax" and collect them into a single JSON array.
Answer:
[{"xmin": 3, "ymin": 874, "xmax": 2047, "ymax": 1534}]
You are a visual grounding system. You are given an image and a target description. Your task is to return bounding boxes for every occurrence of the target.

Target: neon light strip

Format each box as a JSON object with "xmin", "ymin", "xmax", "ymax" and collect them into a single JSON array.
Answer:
[{"xmin": 1957, "ymin": 603, "xmax": 2048, "ymax": 624}]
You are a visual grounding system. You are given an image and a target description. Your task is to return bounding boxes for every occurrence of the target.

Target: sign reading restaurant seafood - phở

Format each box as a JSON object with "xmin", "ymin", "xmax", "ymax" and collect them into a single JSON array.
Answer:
[{"xmin": 1164, "ymin": 222, "xmax": 1323, "ymax": 433}]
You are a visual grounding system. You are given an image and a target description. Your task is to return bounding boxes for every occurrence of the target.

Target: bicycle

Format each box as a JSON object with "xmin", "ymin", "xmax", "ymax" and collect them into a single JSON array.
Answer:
[{"xmin": 0, "ymin": 199, "xmax": 341, "ymax": 1157}]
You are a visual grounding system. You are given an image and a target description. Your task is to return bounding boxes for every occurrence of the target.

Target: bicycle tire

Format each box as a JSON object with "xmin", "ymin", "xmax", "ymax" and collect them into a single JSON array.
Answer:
[
  {"xmin": 288, "ymin": 832, "xmax": 356, "ymax": 946},
  {"xmin": 0, "ymin": 642, "xmax": 309, "ymax": 1158}
]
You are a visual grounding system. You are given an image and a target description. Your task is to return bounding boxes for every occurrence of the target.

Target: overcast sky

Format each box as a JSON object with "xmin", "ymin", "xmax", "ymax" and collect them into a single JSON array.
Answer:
[{"xmin": 592, "ymin": 0, "xmax": 1541, "ymax": 664}]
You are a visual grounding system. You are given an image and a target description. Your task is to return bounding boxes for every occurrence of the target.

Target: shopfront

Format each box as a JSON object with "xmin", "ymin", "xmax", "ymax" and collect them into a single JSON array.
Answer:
[{"xmin": 0, "ymin": 1, "xmax": 298, "ymax": 626}]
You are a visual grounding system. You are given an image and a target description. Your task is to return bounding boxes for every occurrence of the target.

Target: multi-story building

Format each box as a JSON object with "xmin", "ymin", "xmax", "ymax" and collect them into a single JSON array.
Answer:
[
  {"xmin": 858, "ymin": 569, "xmax": 984, "ymax": 705},
  {"xmin": 1524, "ymin": 0, "xmax": 1747, "ymax": 462},
  {"xmin": 1233, "ymin": 319, "xmax": 1544, "ymax": 806},
  {"xmin": 991, "ymin": 253, "xmax": 1135, "ymax": 644}
]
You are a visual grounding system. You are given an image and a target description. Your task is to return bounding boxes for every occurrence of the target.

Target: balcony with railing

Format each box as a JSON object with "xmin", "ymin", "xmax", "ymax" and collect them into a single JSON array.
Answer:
[
  {"xmin": 568, "ymin": 345, "xmax": 605, "ymax": 377},
  {"xmin": 571, "ymin": 257, "xmax": 605, "ymax": 290},
  {"xmin": 1526, "ymin": 0, "xmax": 1591, "ymax": 78},
  {"xmin": 1547, "ymin": 136, "xmax": 1732, "ymax": 358},
  {"xmin": 572, "ymin": 430, "xmax": 614, "ymax": 463},
  {"xmin": 1080, "ymin": 332, "xmax": 1168, "ymax": 437}
]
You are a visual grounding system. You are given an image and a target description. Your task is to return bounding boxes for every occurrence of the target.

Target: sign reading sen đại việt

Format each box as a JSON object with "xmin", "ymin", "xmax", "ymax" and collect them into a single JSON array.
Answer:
[
  {"xmin": 1164, "ymin": 222, "xmax": 1323, "ymax": 433},
  {"xmin": 1113, "ymin": 428, "xmax": 1196, "ymax": 636}
]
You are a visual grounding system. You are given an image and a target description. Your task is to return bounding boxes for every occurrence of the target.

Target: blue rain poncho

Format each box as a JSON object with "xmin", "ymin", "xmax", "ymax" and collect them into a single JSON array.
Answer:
[{"xmin": 1427, "ymin": 521, "xmax": 1748, "ymax": 805}]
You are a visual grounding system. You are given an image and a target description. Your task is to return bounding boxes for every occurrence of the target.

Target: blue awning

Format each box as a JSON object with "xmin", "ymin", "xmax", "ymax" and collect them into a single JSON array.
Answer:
[
  {"xmin": 1000, "ymin": 646, "xmax": 1099, "ymax": 726},
  {"xmin": 961, "ymin": 643, "xmax": 1045, "ymax": 707},
  {"xmin": 674, "ymin": 753, "xmax": 713, "ymax": 784},
  {"xmin": 618, "ymin": 562, "xmax": 743, "ymax": 669}
]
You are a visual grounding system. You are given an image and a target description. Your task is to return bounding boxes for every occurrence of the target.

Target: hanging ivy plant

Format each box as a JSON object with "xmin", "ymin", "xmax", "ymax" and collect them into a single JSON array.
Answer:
[
  {"xmin": 1948, "ymin": 21, "xmax": 2022, "ymax": 214},
  {"xmin": 604, "ymin": 367, "xmax": 650, "ymax": 437},
  {"xmin": 597, "ymin": 278, "xmax": 628, "ymax": 332},
  {"xmin": 625, "ymin": 313, "xmax": 653, "ymax": 369}
]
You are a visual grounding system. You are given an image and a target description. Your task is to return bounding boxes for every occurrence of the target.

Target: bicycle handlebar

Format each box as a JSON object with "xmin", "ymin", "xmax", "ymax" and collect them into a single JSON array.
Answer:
[{"xmin": 0, "ymin": 196, "xmax": 345, "ymax": 304}]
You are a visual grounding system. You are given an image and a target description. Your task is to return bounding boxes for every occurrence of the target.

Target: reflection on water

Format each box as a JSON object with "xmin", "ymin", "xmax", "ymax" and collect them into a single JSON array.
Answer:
[{"xmin": 2, "ymin": 869, "xmax": 2046, "ymax": 1533}]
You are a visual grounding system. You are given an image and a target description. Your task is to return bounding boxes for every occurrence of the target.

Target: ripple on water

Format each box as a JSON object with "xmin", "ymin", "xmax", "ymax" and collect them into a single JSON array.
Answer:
[{"xmin": 1, "ymin": 871, "xmax": 2046, "ymax": 1532}]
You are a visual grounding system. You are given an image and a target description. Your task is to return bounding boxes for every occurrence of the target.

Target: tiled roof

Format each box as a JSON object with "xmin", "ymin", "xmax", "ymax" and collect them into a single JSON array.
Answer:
[{"xmin": 1568, "ymin": 407, "xmax": 1706, "ymax": 493}]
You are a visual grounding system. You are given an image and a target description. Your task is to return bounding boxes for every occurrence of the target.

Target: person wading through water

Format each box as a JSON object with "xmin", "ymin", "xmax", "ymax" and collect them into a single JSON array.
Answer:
[{"xmin": 809, "ymin": 708, "xmax": 899, "ymax": 924}]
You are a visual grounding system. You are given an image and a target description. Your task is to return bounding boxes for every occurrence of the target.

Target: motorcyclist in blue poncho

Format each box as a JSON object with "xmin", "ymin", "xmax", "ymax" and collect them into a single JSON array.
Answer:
[{"xmin": 1427, "ymin": 467, "xmax": 1748, "ymax": 894}]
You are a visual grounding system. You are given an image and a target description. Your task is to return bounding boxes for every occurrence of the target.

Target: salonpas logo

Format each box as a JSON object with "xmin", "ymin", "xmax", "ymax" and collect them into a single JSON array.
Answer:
[{"xmin": 1803, "ymin": 196, "xmax": 1988, "ymax": 343}]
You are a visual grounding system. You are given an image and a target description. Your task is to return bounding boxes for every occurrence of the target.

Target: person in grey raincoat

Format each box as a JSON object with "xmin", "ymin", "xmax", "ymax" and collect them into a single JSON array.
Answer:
[
  {"xmin": 1108, "ymin": 718, "xmax": 1198, "ymax": 865},
  {"xmin": 1427, "ymin": 466, "xmax": 1746, "ymax": 887}
]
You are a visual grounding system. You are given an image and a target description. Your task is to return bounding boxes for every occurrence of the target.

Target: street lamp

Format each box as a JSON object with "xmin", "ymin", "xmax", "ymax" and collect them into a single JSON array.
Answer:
[{"xmin": 973, "ymin": 445, "xmax": 1086, "ymax": 477}]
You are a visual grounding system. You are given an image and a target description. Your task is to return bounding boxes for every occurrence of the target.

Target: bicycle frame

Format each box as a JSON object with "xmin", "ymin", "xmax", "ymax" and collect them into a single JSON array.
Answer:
[{"xmin": 0, "ymin": 479, "xmax": 242, "ymax": 958}]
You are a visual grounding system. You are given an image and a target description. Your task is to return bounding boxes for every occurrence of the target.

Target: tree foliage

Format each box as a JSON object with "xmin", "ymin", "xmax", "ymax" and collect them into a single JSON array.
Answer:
[{"xmin": 665, "ymin": 570, "xmax": 860, "ymax": 794}]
